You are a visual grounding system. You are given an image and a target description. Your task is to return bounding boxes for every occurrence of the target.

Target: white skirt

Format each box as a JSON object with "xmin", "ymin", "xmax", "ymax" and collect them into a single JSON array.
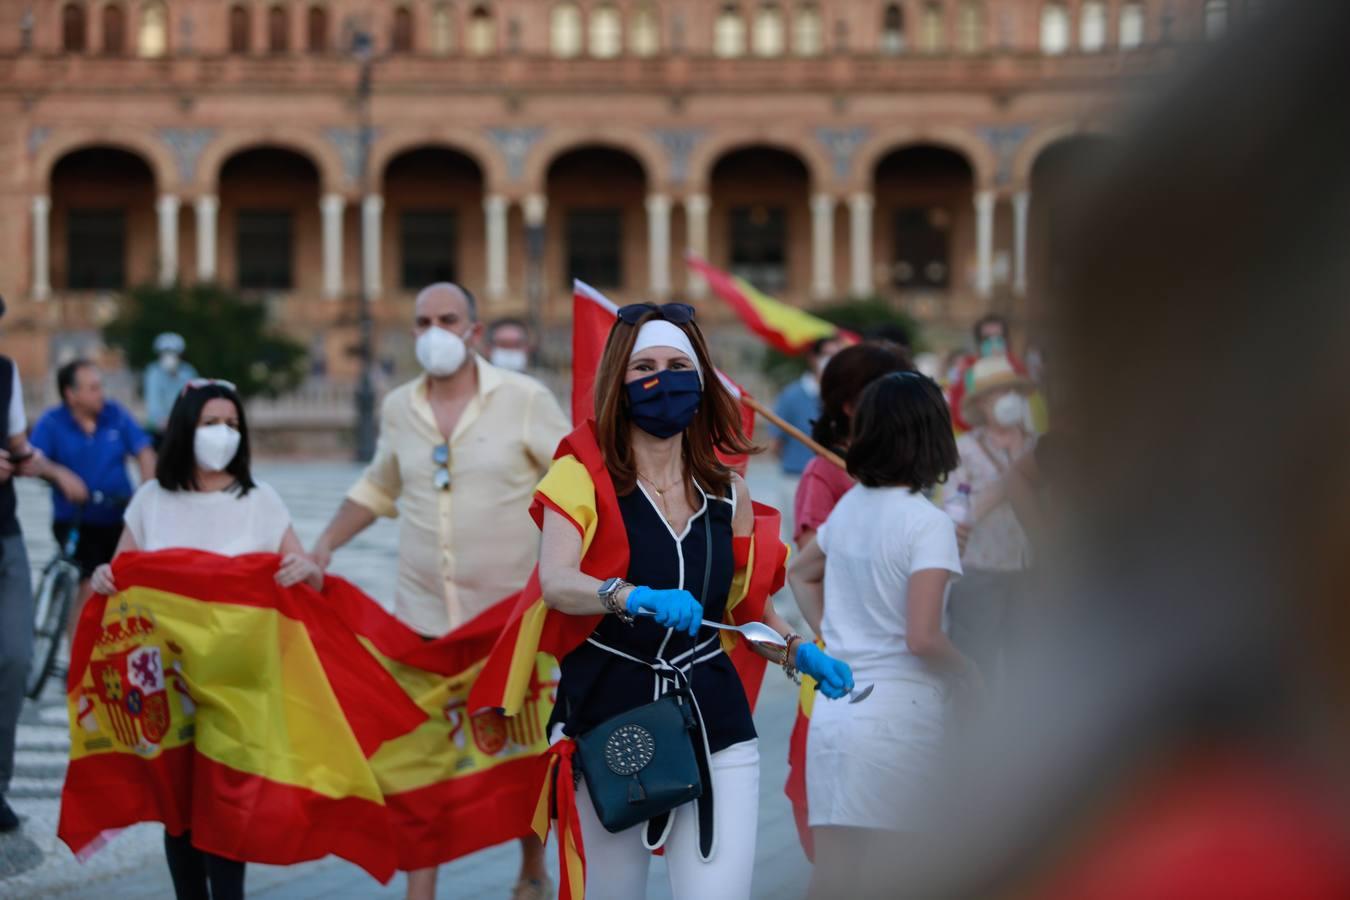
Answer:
[{"xmin": 805, "ymin": 678, "xmax": 947, "ymax": 832}]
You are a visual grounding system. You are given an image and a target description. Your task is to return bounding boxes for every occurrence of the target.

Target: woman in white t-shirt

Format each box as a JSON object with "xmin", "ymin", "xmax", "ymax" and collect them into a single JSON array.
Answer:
[
  {"xmin": 788, "ymin": 371, "xmax": 979, "ymax": 898},
  {"xmin": 90, "ymin": 379, "xmax": 320, "ymax": 900}
]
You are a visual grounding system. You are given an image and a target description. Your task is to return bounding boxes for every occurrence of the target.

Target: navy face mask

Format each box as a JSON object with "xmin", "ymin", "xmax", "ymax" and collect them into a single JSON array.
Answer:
[{"xmin": 625, "ymin": 369, "xmax": 702, "ymax": 439}]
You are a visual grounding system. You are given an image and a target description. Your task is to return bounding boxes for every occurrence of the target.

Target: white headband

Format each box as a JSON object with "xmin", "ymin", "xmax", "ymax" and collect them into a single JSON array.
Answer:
[{"xmin": 630, "ymin": 320, "xmax": 703, "ymax": 383}]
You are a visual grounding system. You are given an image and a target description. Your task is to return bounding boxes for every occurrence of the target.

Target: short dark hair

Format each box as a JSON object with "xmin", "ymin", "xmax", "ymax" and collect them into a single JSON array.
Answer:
[
  {"xmin": 56, "ymin": 359, "xmax": 96, "ymax": 404},
  {"xmin": 486, "ymin": 316, "xmax": 528, "ymax": 342},
  {"xmin": 812, "ymin": 343, "xmax": 913, "ymax": 450},
  {"xmin": 864, "ymin": 322, "xmax": 914, "ymax": 350},
  {"xmin": 156, "ymin": 382, "xmax": 256, "ymax": 495},
  {"xmin": 808, "ymin": 336, "xmax": 836, "ymax": 358},
  {"xmin": 973, "ymin": 314, "xmax": 1010, "ymax": 347},
  {"xmin": 847, "ymin": 372, "xmax": 959, "ymax": 491}
]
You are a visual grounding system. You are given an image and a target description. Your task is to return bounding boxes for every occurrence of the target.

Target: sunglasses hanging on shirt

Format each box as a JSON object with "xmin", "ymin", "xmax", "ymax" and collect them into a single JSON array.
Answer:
[
  {"xmin": 432, "ymin": 443, "xmax": 452, "ymax": 491},
  {"xmin": 616, "ymin": 303, "xmax": 696, "ymax": 326}
]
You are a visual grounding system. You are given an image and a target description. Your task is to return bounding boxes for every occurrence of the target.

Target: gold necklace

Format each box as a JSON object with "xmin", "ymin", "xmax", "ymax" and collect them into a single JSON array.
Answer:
[
  {"xmin": 638, "ymin": 473, "xmax": 684, "ymax": 527},
  {"xmin": 638, "ymin": 472, "xmax": 682, "ymax": 498}
]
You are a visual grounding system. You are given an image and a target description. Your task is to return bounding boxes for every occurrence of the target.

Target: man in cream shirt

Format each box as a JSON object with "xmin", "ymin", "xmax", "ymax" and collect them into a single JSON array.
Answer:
[{"xmin": 311, "ymin": 282, "xmax": 568, "ymax": 900}]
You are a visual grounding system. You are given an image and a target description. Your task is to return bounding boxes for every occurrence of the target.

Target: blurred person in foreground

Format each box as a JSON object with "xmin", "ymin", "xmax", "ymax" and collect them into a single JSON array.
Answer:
[
  {"xmin": 789, "ymin": 372, "xmax": 976, "ymax": 898},
  {"xmin": 943, "ymin": 355, "xmax": 1038, "ymax": 680},
  {"xmin": 769, "ymin": 335, "xmax": 845, "ymax": 530},
  {"xmin": 144, "ymin": 332, "xmax": 199, "ymax": 448},
  {"xmin": 792, "ymin": 343, "xmax": 912, "ymax": 549},
  {"xmin": 828, "ymin": 2, "xmax": 1350, "ymax": 896},
  {"xmin": 483, "ymin": 316, "xmax": 533, "ymax": 373},
  {"xmin": 310, "ymin": 282, "xmax": 568, "ymax": 900}
]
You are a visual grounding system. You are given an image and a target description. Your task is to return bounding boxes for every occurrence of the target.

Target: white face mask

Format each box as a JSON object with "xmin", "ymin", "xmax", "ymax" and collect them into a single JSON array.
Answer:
[
  {"xmin": 194, "ymin": 424, "xmax": 241, "ymax": 472},
  {"xmin": 159, "ymin": 352, "xmax": 180, "ymax": 372},
  {"xmin": 490, "ymin": 347, "xmax": 528, "ymax": 372},
  {"xmin": 992, "ymin": 392, "xmax": 1028, "ymax": 429},
  {"xmin": 416, "ymin": 327, "xmax": 469, "ymax": 377}
]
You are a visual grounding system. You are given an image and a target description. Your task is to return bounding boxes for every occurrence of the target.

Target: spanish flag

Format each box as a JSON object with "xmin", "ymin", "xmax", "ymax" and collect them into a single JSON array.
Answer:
[
  {"xmin": 468, "ymin": 420, "xmax": 789, "ymax": 899},
  {"xmin": 686, "ymin": 253, "xmax": 853, "ymax": 355},
  {"xmin": 58, "ymin": 550, "xmax": 426, "ymax": 882}
]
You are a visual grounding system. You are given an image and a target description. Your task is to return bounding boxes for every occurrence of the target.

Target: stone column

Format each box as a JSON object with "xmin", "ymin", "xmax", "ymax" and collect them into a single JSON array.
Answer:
[
  {"xmin": 194, "ymin": 195, "xmax": 218, "ymax": 282},
  {"xmin": 974, "ymin": 189, "xmax": 995, "ymax": 299},
  {"xmin": 1012, "ymin": 189, "xmax": 1030, "ymax": 298},
  {"xmin": 156, "ymin": 194, "xmax": 180, "ymax": 287},
  {"xmin": 523, "ymin": 193, "xmax": 547, "ymax": 228},
  {"xmin": 849, "ymin": 192, "xmax": 874, "ymax": 297},
  {"xmin": 483, "ymin": 194, "xmax": 509, "ymax": 300},
  {"xmin": 31, "ymin": 195, "xmax": 50, "ymax": 300},
  {"xmin": 645, "ymin": 193, "xmax": 672, "ymax": 299},
  {"xmin": 361, "ymin": 194, "xmax": 383, "ymax": 299},
  {"xmin": 811, "ymin": 193, "xmax": 835, "ymax": 300},
  {"xmin": 685, "ymin": 193, "xmax": 710, "ymax": 298},
  {"xmin": 320, "ymin": 193, "xmax": 344, "ymax": 300}
]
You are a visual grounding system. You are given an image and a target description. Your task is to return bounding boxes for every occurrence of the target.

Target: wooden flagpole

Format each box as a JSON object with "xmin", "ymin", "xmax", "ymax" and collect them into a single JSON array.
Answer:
[{"xmin": 739, "ymin": 393, "xmax": 848, "ymax": 471}]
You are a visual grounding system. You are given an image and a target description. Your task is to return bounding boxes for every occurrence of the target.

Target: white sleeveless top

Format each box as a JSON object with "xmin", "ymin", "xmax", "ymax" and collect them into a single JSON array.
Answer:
[{"xmin": 123, "ymin": 479, "xmax": 292, "ymax": 556}]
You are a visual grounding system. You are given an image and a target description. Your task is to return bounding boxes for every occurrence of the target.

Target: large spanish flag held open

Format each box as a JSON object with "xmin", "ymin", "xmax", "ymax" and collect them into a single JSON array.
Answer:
[
  {"xmin": 58, "ymin": 550, "xmax": 427, "ymax": 883},
  {"xmin": 685, "ymin": 253, "xmax": 855, "ymax": 355},
  {"xmin": 468, "ymin": 421, "xmax": 789, "ymax": 900}
]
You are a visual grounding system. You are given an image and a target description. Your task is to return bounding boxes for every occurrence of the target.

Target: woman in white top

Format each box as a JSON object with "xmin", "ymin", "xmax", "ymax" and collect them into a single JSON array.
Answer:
[
  {"xmin": 91, "ymin": 379, "xmax": 321, "ymax": 900},
  {"xmin": 788, "ymin": 371, "xmax": 979, "ymax": 898}
]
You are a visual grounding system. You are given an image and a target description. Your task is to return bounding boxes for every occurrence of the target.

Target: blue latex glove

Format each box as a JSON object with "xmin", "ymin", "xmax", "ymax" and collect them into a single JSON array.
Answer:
[
  {"xmin": 625, "ymin": 586, "xmax": 702, "ymax": 637},
  {"xmin": 796, "ymin": 644, "xmax": 854, "ymax": 699}
]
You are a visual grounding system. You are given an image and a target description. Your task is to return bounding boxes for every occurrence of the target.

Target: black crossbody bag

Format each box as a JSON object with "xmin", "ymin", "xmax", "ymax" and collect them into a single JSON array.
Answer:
[{"xmin": 573, "ymin": 510, "xmax": 714, "ymax": 836}]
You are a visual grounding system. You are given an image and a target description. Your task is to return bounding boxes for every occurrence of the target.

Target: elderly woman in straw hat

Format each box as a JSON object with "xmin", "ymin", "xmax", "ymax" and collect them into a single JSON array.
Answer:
[{"xmin": 943, "ymin": 354, "xmax": 1037, "ymax": 682}]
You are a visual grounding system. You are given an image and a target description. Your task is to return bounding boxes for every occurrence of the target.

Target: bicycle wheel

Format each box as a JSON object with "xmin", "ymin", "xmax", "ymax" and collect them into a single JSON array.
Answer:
[{"xmin": 26, "ymin": 559, "xmax": 79, "ymax": 700}]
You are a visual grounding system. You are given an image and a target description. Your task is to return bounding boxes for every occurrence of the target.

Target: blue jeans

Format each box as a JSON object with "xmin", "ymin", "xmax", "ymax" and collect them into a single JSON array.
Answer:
[{"xmin": 0, "ymin": 533, "xmax": 34, "ymax": 796}]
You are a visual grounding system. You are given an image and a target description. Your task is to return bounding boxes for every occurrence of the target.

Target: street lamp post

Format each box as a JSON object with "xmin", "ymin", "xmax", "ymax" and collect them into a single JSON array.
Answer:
[{"xmin": 351, "ymin": 27, "xmax": 377, "ymax": 462}]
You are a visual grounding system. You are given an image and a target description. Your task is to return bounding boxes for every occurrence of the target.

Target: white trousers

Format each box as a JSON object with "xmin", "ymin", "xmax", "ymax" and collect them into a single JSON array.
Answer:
[{"xmin": 575, "ymin": 738, "xmax": 760, "ymax": 900}]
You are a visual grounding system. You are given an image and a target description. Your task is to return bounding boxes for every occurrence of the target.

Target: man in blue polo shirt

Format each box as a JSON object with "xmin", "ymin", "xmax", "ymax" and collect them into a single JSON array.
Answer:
[{"xmin": 30, "ymin": 359, "xmax": 155, "ymax": 630}]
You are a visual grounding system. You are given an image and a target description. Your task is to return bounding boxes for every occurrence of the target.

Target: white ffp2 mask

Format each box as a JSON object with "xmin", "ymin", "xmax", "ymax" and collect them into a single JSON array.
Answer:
[
  {"xmin": 416, "ymin": 327, "xmax": 469, "ymax": 377},
  {"xmin": 489, "ymin": 348, "xmax": 528, "ymax": 372},
  {"xmin": 992, "ymin": 392, "xmax": 1028, "ymax": 429},
  {"xmin": 194, "ymin": 424, "xmax": 241, "ymax": 472}
]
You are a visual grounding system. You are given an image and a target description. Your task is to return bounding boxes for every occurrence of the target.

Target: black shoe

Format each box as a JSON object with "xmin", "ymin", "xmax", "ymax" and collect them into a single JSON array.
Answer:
[{"xmin": 0, "ymin": 796, "xmax": 19, "ymax": 832}]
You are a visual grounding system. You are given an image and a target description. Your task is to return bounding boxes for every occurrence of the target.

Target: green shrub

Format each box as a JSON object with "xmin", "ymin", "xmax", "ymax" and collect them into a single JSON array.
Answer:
[{"xmin": 760, "ymin": 296, "xmax": 924, "ymax": 386}]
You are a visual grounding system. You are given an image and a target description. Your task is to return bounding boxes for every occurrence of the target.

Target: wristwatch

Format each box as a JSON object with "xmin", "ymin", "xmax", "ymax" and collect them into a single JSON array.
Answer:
[{"xmin": 597, "ymin": 577, "xmax": 635, "ymax": 624}]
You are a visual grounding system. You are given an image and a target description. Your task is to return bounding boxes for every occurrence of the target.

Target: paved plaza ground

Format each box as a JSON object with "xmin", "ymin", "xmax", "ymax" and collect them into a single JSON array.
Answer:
[{"xmin": 1, "ymin": 460, "xmax": 813, "ymax": 899}]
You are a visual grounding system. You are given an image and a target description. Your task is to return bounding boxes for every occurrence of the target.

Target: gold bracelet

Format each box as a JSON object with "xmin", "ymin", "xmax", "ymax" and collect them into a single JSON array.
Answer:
[{"xmin": 782, "ymin": 633, "xmax": 804, "ymax": 680}]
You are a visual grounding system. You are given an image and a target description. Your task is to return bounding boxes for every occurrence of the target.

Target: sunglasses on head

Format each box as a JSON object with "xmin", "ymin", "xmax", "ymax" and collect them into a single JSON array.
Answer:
[
  {"xmin": 180, "ymin": 378, "xmax": 237, "ymax": 397},
  {"xmin": 616, "ymin": 303, "xmax": 696, "ymax": 326}
]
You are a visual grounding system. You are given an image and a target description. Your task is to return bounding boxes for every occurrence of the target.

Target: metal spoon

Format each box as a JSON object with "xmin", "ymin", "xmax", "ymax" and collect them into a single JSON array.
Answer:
[
  {"xmin": 814, "ymin": 682, "xmax": 875, "ymax": 704},
  {"xmin": 635, "ymin": 610, "xmax": 787, "ymax": 648}
]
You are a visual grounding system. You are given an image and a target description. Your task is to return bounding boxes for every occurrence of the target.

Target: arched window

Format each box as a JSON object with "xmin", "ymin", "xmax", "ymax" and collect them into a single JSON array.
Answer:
[
  {"xmin": 881, "ymin": 3, "xmax": 904, "ymax": 55},
  {"xmin": 1118, "ymin": 1, "xmax": 1145, "ymax": 49},
  {"xmin": 793, "ymin": 3, "xmax": 822, "ymax": 56},
  {"xmin": 392, "ymin": 6, "xmax": 414, "ymax": 52},
  {"xmin": 1204, "ymin": 0, "xmax": 1228, "ymax": 39},
  {"xmin": 590, "ymin": 4, "xmax": 622, "ymax": 58},
  {"xmin": 956, "ymin": 1, "xmax": 983, "ymax": 53},
  {"xmin": 62, "ymin": 3, "xmax": 87, "ymax": 52},
  {"xmin": 268, "ymin": 5, "xmax": 289, "ymax": 53},
  {"xmin": 137, "ymin": 1, "xmax": 168, "ymax": 57},
  {"xmin": 1040, "ymin": 2, "xmax": 1070, "ymax": 55},
  {"xmin": 919, "ymin": 2, "xmax": 944, "ymax": 53},
  {"xmin": 714, "ymin": 5, "xmax": 746, "ymax": 58},
  {"xmin": 751, "ymin": 4, "xmax": 785, "ymax": 57},
  {"xmin": 551, "ymin": 3, "xmax": 582, "ymax": 57},
  {"xmin": 630, "ymin": 3, "xmax": 660, "ymax": 57},
  {"xmin": 229, "ymin": 4, "xmax": 250, "ymax": 54},
  {"xmin": 431, "ymin": 2, "xmax": 454, "ymax": 54},
  {"xmin": 467, "ymin": 5, "xmax": 495, "ymax": 55},
  {"xmin": 306, "ymin": 5, "xmax": 328, "ymax": 53},
  {"xmin": 102, "ymin": 3, "xmax": 125, "ymax": 55},
  {"xmin": 1079, "ymin": 1, "xmax": 1106, "ymax": 51}
]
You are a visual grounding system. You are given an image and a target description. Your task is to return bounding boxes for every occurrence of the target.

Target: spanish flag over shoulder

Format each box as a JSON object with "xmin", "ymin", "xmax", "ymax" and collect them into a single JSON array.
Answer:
[{"xmin": 467, "ymin": 420, "xmax": 789, "ymax": 900}]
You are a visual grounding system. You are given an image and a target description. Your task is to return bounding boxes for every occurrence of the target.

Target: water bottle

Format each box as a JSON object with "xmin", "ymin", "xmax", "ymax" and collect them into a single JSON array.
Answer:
[{"xmin": 945, "ymin": 483, "xmax": 973, "ymax": 527}]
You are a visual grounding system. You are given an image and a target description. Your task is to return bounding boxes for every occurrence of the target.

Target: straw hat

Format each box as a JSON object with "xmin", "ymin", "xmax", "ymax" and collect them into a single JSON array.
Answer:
[{"xmin": 961, "ymin": 354, "xmax": 1035, "ymax": 425}]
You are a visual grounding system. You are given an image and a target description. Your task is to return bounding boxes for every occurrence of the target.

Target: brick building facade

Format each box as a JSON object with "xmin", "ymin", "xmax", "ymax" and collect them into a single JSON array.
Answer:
[{"xmin": 0, "ymin": 0, "xmax": 1243, "ymax": 379}]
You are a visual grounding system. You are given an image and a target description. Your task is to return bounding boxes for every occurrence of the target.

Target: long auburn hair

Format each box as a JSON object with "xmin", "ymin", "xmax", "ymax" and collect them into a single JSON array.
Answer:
[{"xmin": 593, "ymin": 309, "xmax": 756, "ymax": 502}]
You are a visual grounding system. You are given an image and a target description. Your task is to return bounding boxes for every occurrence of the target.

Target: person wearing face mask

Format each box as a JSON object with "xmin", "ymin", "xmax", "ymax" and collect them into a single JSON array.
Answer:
[
  {"xmin": 309, "ymin": 282, "xmax": 568, "ymax": 900},
  {"xmin": 90, "ymin": 379, "xmax": 322, "ymax": 900},
  {"xmin": 483, "ymin": 316, "xmax": 533, "ymax": 373},
  {"xmin": 943, "ymin": 354, "xmax": 1037, "ymax": 683},
  {"xmin": 143, "ymin": 333, "xmax": 199, "ymax": 449},
  {"xmin": 527, "ymin": 303, "xmax": 854, "ymax": 900},
  {"xmin": 945, "ymin": 314, "xmax": 1032, "ymax": 434}
]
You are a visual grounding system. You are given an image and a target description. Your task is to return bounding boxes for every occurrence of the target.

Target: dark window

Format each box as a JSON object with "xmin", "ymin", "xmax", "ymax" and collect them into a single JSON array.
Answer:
[
  {"xmin": 229, "ymin": 5, "xmax": 250, "ymax": 53},
  {"xmin": 62, "ymin": 3, "xmax": 87, "ymax": 52},
  {"xmin": 102, "ymin": 4, "xmax": 125, "ymax": 55},
  {"xmin": 392, "ymin": 6, "xmax": 414, "ymax": 52},
  {"xmin": 891, "ymin": 207, "xmax": 950, "ymax": 290},
  {"xmin": 729, "ymin": 205, "xmax": 787, "ymax": 292},
  {"xmin": 882, "ymin": 3, "xmax": 905, "ymax": 54},
  {"xmin": 307, "ymin": 5, "xmax": 328, "ymax": 52},
  {"xmin": 400, "ymin": 210, "xmax": 458, "ymax": 288},
  {"xmin": 236, "ymin": 210, "xmax": 293, "ymax": 290},
  {"xmin": 67, "ymin": 210, "xmax": 125, "ymax": 290},
  {"xmin": 268, "ymin": 5, "xmax": 289, "ymax": 53},
  {"xmin": 565, "ymin": 209, "xmax": 623, "ymax": 289}
]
